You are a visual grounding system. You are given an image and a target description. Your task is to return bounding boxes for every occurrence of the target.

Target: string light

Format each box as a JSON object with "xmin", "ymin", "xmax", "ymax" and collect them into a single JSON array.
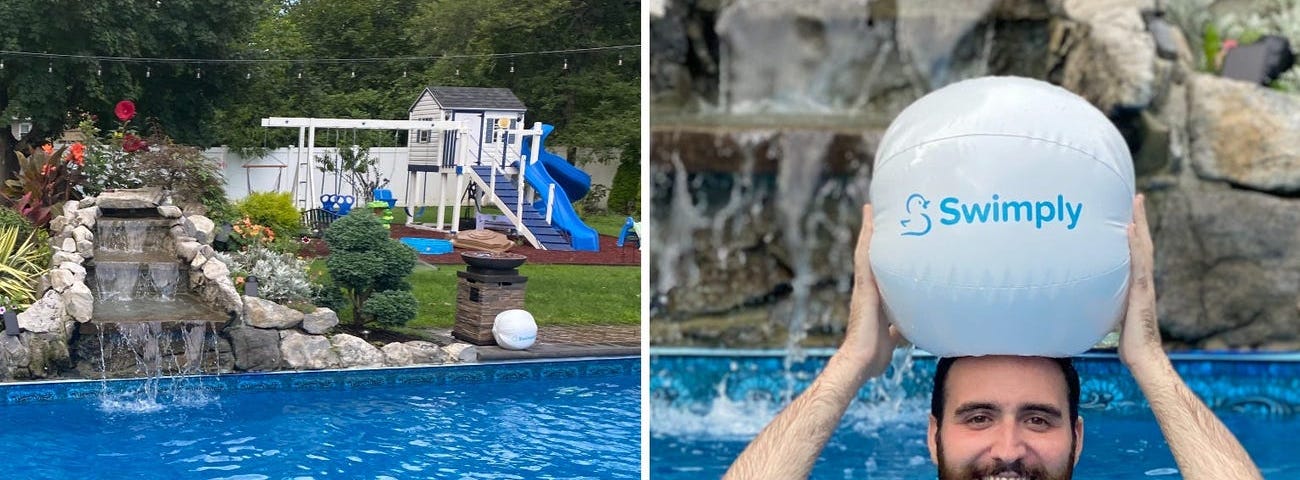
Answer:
[
  {"xmin": 297, "ymin": 71, "xmax": 302, "ymax": 79},
  {"xmin": 47, "ymin": 62, "xmax": 52, "ymax": 73},
  {"xmin": 1, "ymin": 59, "xmax": 5, "ymax": 69},
  {"xmin": 196, "ymin": 68, "xmax": 201, "ymax": 79},
  {"xmin": 562, "ymin": 58, "xmax": 568, "ymax": 70},
  {"xmin": 96, "ymin": 64, "xmax": 102, "ymax": 76},
  {"xmin": 245, "ymin": 72, "xmax": 251, "ymax": 79},
  {"xmin": 455, "ymin": 68, "xmax": 459, "ymax": 76},
  {"xmin": 0, "ymin": 44, "xmax": 636, "ymax": 65},
  {"xmin": 618, "ymin": 55, "xmax": 622, "ymax": 66},
  {"xmin": 509, "ymin": 61, "xmax": 515, "ymax": 73},
  {"xmin": 350, "ymin": 70, "xmax": 355, "ymax": 78},
  {"xmin": 146, "ymin": 67, "xmax": 151, "ymax": 78},
  {"xmin": 402, "ymin": 70, "xmax": 407, "ymax": 77}
]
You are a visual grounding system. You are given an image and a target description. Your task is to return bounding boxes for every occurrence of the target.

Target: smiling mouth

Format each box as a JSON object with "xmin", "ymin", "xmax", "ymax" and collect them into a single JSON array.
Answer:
[{"xmin": 981, "ymin": 474, "xmax": 1029, "ymax": 480}]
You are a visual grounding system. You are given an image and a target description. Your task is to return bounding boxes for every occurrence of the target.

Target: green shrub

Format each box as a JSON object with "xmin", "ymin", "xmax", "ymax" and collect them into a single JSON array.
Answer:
[
  {"xmin": 236, "ymin": 191, "xmax": 301, "ymax": 240},
  {"xmin": 0, "ymin": 206, "xmax": 50, "ymax": 264},
  {"xmin": 361, "ymin": 290, "xmax": 418, "ymax": 327},
  {"xmin": 323, "ymin": 210, "xmax": 416, "ymax": 327},
  {"xmin": 215, "ymin": 246, "xmax": 312, "ymax": 303},
  {"xmin": 310, "ymin": 280, "xmax": 348, "ymax": 313},
  {"xmin": 607, "ymin": 159, "xmax": 639, "ymax": 216}
]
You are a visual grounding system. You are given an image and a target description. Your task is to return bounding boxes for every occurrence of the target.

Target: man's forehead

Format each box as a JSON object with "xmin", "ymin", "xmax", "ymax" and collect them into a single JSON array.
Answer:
[{"xmin": 943, "ymin": 356, "xmax": 1070, "ymax": 411}]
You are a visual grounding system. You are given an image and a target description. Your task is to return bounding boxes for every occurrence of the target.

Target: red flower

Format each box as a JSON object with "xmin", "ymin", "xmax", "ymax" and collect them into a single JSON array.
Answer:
[
  {"xmin": 67, "ymin": 142, "xmax": 85, "ymax": 166},
  {"xmin": 40, "ymin": 143, "xmax": 53, "ymax": 156},
  {"xmin": 122, "ymin": 134, "xmax": 148, "ymax": 153},
  {"xmin": 114, "ymin": 100, "xmax": 136, "ymax": 122}
]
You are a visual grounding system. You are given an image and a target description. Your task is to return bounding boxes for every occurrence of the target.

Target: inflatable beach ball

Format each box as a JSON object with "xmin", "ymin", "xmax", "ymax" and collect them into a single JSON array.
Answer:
[
  {"xmin": 868, "ymin": 76, "xmax": 1135, "ymax": 357},
  {"xmin": 493, "ymin": 309, "xmax": 538, "ymax": 350}
]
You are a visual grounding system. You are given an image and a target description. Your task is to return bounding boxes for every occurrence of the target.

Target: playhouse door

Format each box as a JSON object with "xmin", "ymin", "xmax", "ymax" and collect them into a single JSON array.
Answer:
[{"xmin": 452, "ymin": 111, "xmax": 485, "ymax": 164}]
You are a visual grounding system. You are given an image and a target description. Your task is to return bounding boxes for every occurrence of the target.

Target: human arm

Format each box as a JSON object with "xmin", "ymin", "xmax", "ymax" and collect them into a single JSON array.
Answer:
[
  {"xmin": 1120, "ymin": 194, "xmax": 1262, "ymax": 480},
  {"xmin": 723, "ymin": 205, "xmax": 899, "ymax": 480}
]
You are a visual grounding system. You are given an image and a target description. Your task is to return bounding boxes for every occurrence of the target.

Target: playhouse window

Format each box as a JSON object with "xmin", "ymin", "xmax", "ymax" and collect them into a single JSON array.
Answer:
[{"xmin": 417, "ymin": 117, "xmax": 433, "ymax": 143}]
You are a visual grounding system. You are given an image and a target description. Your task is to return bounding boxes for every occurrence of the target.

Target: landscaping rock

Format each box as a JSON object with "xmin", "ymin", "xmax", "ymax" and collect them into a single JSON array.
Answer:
[
  {"xmin": 63, "ymin": 282, "xmax": 93, "ymax": 323},
  {"xmin": 61, "ymin": 237, "xmax": 76, "ymax": 253},
  {"xmin": 1188, "ymin": 73, "xmax": 1300, "ymax": 194},
  {"xmin": 177, "ymin": 241, "xmax": 202, "ymax": 262},
  {"xmin": 97, "ymin": 187, "xmax": 163, "ymax": 209},
  {"xmin": 184, "ymin": 215, "xmax": 215, "ymax": 244},
  {"xmin": 214, "ymin": 281, "xmax": 243, "ymax": 314},
  {"xmin": 76, "ymin": 206, "xmax": 98, "ymax": 229},
  {"xmin": 51, "ymin": 251, "xmax": 83, "ymax": 265},
  {"xmin": 24, "ymin": 332, "xmax": 70, "ymax": 378},
  {"xmin": 60, "ymin": 262, "xmax": 86, "ymax": 282},
  {"xmin": 0, "ymin": 335, "xmax": 31, "ymax": 377},
  {"xmin": 331, "ymin": 333, "xmax": 384, "ymax": 368},
  {"xmin": 301, "ymin": 308, "xmax": 339, "ymax": 335},
  {"xmin": 76, "ymin": 240, "xmax": 94, "ymax": 257},
  {"xmin": 1055, "ymin": 0, "xmax": 1156, "ymax": 113},
  {"xmin": 17, "ymin": 290, "xmax": 65, "ymax": 334},
  {"xmin": 381, "ymin": 342, "xmax": 414, "ymax": 366},
  {"xmin": 280, "ymin": 330, "xmax": 337, "ymax": 370},
  {"xmin": 201, "ymin": 258, "xmax": 229, "ymax": 280},
  {"xmin": 71, "ymin": 225, "xmax": 93, "ymax": 243},
  {"xmin": 157, "ymin": 205, "xmax": 182, "ymax": 218},
  {"xmin": 444, "ymin": 343, "xmax": 478, "ymax": 363},
  {"xmin": 190, "ymin": 254, "xmax": 208, "ymax": 270},
  {"xmin": 50, "ymin": 216, "xmax": 68, "ymax": 233},
  {"xmin": 79, "ymin": 196, "xmax": 97, "ymax": 207},
  {"xmin": 243, "ymin": 296, "xmax": 304, "ymax": 329},
  {"xmin": 229, "ymin": 326, "xmax": 282, "ymax": 371},
  {"xmin": 49, "ymin": 269, "xmax": 76, "ymax": 293},
  {"xmin": 63, "ymin": 200, "xmax": 80, "ymax": 217},
  {"xmin": 405, "ymin": 341, "xmax": 446, "ymax": 364}
]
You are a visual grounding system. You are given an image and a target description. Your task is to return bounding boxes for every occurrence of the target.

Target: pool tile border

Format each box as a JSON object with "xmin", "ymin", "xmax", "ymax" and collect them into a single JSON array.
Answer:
[{"xmin": 0, "ymin": 356, "xmax": 638, "ymax": 405}]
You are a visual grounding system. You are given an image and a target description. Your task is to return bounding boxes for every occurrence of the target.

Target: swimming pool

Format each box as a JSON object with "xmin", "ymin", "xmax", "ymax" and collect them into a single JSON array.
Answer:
[
  {"xmin": 650, "ymin": 349, "xmax": 1300, "ymax": 479},
  {"xmin": 0, "ymin": 357, "xmax": 639, "ymax": 479}
]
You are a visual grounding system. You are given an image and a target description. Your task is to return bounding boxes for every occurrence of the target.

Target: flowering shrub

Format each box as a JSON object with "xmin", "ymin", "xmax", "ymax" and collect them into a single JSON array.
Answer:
[
  {"xmin": 215, "ymin": 246, "xmax": 312, "ymax": 304},
  {"xmin": 228, "ymin": 216, "xmax": 276, "ymax": 250},
  {"xmin": 1, "ymin": 142, "xmax": 85, "ymax": 227}
]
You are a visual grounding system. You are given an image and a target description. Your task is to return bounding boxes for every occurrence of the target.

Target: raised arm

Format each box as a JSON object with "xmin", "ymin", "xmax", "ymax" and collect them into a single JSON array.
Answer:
[
  {"xmin": 724, "ymin": 205, "xmax": 899, "ymax": 480},
  {"xmin": 1121, "ymin": 194, "xmax": 1262, "ymax": 480}
]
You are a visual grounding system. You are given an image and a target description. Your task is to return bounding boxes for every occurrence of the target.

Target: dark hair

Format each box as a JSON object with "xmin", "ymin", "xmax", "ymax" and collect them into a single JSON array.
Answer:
[{"xmin": 930, "ymin": 356, "xmax": 1080, "ymax": 428}]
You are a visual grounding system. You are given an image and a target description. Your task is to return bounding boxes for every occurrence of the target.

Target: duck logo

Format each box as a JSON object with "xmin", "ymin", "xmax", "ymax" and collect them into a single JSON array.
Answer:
[
  {"xmin": 899, "ymin": 192, "xmax": 1084, "ymax": 237},
  {"xmin": 899, "ymin": 193, "xmax": 932, "ymax": 236}
]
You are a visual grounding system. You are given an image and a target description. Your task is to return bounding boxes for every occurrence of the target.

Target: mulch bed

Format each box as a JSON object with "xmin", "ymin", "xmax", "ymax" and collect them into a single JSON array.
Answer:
[{"xmin": 298, "ymin": 223, "xmax": 641, "ymax": 266}]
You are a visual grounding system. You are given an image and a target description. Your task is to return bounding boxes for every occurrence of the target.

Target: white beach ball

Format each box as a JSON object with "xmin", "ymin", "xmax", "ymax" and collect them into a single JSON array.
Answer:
[
  {"xmin": 869, "ymin": 76, "xmax": 1135, "ymax": 357},
  {"xmin": 493, "ymin": 309, "xmax": 538, "ymax": 350}
]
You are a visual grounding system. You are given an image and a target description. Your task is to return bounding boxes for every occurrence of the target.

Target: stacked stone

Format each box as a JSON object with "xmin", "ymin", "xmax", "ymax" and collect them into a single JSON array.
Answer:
[
  {"xmin": 228, "ymin": 296, "xmax": 477, "ymax": 372},
  {"xmin": 172, "ymin": 212, "xmax": 242, "ymax": 316}
]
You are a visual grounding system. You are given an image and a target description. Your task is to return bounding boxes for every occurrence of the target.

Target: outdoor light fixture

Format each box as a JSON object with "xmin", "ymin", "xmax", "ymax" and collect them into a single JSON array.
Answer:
[
  {"xmin": 3, "ymin": 307, "xmax": 18, "ymax": 336},
  {"xmin": 245, "ymin": 276, "xmax": 259, "ymax": 298}
]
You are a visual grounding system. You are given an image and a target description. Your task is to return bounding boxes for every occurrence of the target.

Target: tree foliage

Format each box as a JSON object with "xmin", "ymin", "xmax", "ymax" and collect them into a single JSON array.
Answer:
[{"xmin": 323, "ymin": 209, "xmax": 416, "ymax": 327}]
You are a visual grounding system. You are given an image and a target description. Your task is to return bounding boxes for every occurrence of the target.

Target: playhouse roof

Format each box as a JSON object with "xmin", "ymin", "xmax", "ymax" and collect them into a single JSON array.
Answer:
[{"xmin": 417, "ymin": 86, "xmax": 526, "ymax": 111}]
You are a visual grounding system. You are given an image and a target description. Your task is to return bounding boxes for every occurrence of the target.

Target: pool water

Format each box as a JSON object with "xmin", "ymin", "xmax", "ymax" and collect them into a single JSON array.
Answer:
[
  {"xmin": 650, "ymin": 351, "xmax": 1300, "ymax": 479},
  {"xmin": 0, "ymin": 358, "xmax": 639, "ymax": 479}
]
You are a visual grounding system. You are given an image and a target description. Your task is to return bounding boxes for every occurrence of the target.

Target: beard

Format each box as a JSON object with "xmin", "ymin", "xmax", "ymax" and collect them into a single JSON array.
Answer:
[{"xmin": 935, "ymin": 432, "xmax": 1075, "ymax": 480}]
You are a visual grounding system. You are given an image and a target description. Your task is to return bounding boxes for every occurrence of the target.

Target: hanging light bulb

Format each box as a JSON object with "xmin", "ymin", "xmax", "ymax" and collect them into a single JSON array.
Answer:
[
  {"xmin": 402, "ymin": 70, "xmax": 407, "ymax": 78},
  {"xmin": 297, "ymin": 71, "xmax": 302, "ymax": 79},
  {"xmin": 509, "ymin": 62, "xmax": 514, "ymax": 73},
  {"xmin": 618, "ymin": 55, "xmax": 623, "ymax": 66},
  {"xmin": 350, "ymin": 70, "xmax": 355, "ymax": 78},
  {"xmin": 455, "ymin": 68, "xmax": 460, "ymax": 76},
  {"xmin": 97, "ymin": 65, "xmax": 102, "ymax": 76},
  {"xmin": 196, "ymin": 68, "xmax": 202, "ymax": 79},
  {"xmin": 245, "ymin": 72, "xmax": 251, "ymax": 79},
  {"xmin": 47, "ymin": 62, "xmax": 52, "ymax": 73},
  {"xmin": 563, "ymin": 58, "xmax": 568, "ymax": 70},
  {"xmin": 1, "ymin": 59, "xmax": 5, "ymax": 70},
  {"xmin": 146, "ymin": 67, "xmax": 151, "ymax": 78}
]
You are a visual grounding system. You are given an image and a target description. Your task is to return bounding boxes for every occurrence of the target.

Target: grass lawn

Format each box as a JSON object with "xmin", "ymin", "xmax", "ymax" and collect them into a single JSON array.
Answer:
[{"xmin": 311, "ymin": 261, "xmax": 640, "ymax": 329}]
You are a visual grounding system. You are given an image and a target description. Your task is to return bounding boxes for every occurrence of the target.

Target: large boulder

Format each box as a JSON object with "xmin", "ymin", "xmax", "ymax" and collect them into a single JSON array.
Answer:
[
  {"xmin": 1150, "ymin": 187, "xmax": 1300, "ymax": 348},
  {"xmin": 301, "ymin": 308, "xmax": 340, "ymax": 335},
  {"xmin": 243, "ymin": 296, "xmax": 304, "ymax": 329},
  {"xmin": 0, "ymin": 335, "xmax": 31, "ymax": 379},
  {"xmin": 1052, "ymin": 0, "xmax": 1157, "ymax": 113},
  {"xmin": 381, "ymin": 342, "xmax": 414, "ymax": 366},
  {"xmin": 63, "ymin": 282, "xmax": 94, "ymax": 323},
  {"xmin": 280, "ymin": 330, "xmax": 338, "ymax": 370},
  {"xmin": 24, "ymin": 332, "xmax": 71, "ymax": 378},
  {"xmin": 444, "ymin": 343, "xmax": 479, "ymax": 363},
  {"xmin": 228, "ymin": 326, "xmax": 282, "ymax": 371},
  {"xmin": 1188, "ymin": 73, "xmax": 1300, "ymax": 194},
  {"xmin": 17, "ymin": 290, "xmax": 65, "ymax": 334},
  {"xmin": 76, "ymin": 206, "xmax": 99, "ymax": 229},
  {"xmin": 97, "ymin": 187, "xmax": 164, "ymax": 210},
  {"xmin": 404, "ymin": 341, "xmax": 446, "ymax": 364},
  {"xmin": 330, "ymin": 334, "xmax": 384, "ymax": 368}
]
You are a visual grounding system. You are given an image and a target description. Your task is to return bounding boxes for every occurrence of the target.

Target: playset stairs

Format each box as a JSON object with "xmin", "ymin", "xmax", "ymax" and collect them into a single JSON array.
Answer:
[{"xmin": 465, "ymin": 165, "xmax": 573, "ymax": 251}]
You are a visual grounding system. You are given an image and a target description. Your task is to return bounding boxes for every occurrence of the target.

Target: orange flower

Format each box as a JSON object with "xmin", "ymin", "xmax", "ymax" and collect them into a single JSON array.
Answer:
[
  {"xmin": 68, "ymin": 142, "xmax": 85, "ymax": 165},
  {"xmin": 40, "ymin": 143, "xmax": 53, "ymax": 155}
]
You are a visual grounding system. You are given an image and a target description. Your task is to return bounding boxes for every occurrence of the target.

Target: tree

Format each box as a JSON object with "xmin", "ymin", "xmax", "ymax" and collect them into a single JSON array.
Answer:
[
  {"xmin": 0, "ymin": 0, "xmax": 262, "ymax": 174},
  {"xmin": 322, "ymin": 209, "xmax": 416, "ymax": 327}
]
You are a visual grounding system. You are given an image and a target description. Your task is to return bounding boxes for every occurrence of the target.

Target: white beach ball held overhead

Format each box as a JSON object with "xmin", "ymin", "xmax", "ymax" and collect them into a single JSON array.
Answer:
[{"xmin": 869, "ymin": 76, "xmax": 1135, "ymax": 357}]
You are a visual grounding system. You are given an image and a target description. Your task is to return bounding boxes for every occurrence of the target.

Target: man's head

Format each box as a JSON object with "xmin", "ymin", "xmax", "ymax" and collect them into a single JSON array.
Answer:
[{"xmin": 927, "ymin": 356, "xmax": 1083, "ymax": 480}]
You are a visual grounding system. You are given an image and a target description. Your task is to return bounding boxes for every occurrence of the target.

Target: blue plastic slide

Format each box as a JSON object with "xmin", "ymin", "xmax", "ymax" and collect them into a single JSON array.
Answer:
[{"xmin": 521, "ymin": 124, "xmax": 599, "ymax": 251}]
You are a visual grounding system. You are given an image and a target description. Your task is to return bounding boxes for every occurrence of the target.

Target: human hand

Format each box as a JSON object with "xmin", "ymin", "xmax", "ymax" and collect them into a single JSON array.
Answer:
[
  {"xmin": 838, "ymin": 204, "xmax": 900, "ymax": 378},
  {"xmin": 1119, "ymin": 194, "xmax": 1165, "ymax": 368}
]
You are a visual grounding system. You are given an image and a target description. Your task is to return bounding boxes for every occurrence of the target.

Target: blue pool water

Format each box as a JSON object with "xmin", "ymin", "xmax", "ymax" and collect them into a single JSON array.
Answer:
[
  {"xmin": 0, "ymin": 358, "xmax": 639, "ymax": 479},
  {"xmin": 650, "ymin": 350, "xmax": 1300, "ymax": 479}
]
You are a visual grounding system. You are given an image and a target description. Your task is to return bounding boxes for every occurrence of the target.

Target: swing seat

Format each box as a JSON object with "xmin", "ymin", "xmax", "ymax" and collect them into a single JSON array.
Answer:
[{"xmin": 373, "ymin": 189, "xmax": 397, "ymax": 209}]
